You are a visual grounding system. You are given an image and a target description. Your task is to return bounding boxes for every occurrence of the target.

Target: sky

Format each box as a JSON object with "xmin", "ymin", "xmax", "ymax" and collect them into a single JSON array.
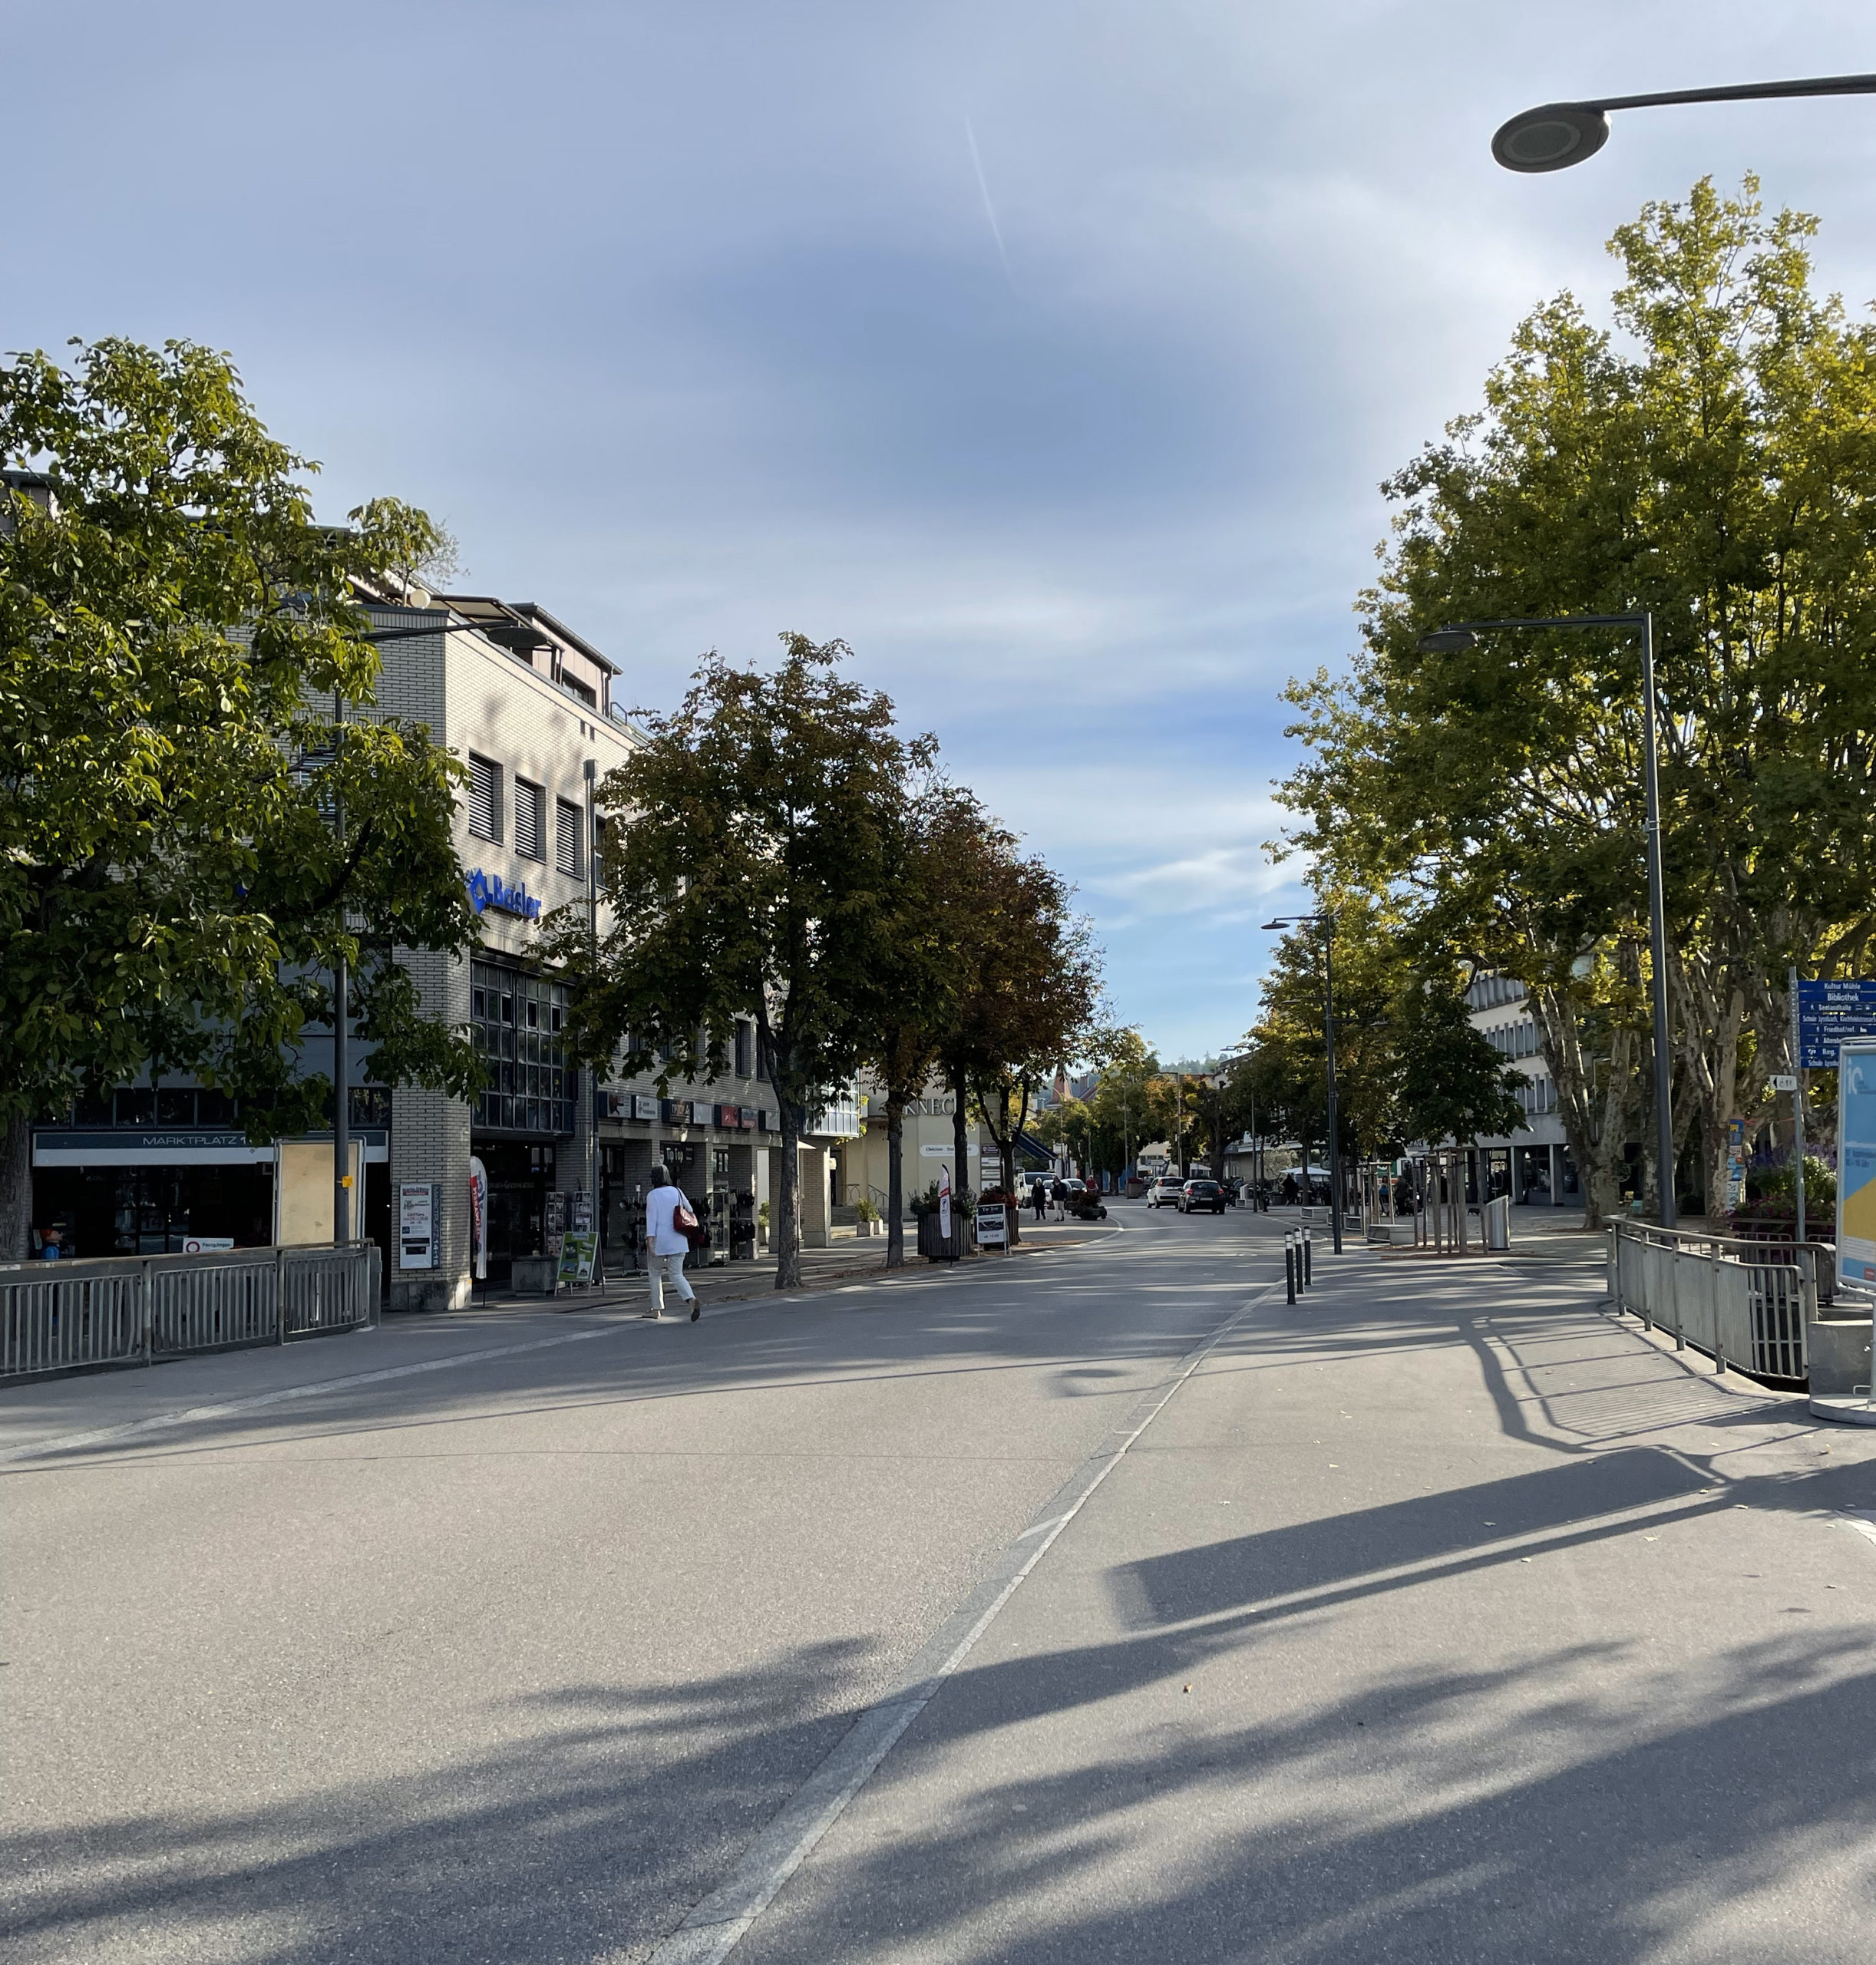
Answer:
[{"xmin": 9, "ymin": 2, "xmax": 1876, "ymax": 1062}]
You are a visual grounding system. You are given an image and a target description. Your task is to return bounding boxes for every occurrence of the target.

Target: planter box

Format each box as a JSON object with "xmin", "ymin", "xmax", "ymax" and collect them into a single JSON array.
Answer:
[{"xmin": 510, "ymin": 1256, "xmax": 558, "ymax": 1296}]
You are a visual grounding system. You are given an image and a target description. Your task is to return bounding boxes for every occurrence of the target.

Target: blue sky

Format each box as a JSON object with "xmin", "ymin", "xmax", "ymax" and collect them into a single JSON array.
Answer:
[{"xmin": 9, "ymin": 2, "xmax": 1876, "ymax": 1060}]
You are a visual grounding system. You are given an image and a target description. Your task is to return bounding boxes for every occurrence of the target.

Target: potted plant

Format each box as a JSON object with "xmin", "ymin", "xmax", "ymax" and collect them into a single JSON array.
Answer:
[{"xmin": 854, "ymin": 1195, "xmax": 882, "ymax": 1238}]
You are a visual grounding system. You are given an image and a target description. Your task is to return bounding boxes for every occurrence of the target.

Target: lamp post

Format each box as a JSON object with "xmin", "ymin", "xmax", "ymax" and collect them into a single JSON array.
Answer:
[
  {"xmin": 1418, "ymin": 613, "xmax": 1676, "ymax": 1228},
  {"xmin": 1489, "ymin": 72, "xmax": 1876, "ymax": 173},
  {"xmin": 1262, "ymin": 913, "xmax": 1341, "ymax": 1253}
]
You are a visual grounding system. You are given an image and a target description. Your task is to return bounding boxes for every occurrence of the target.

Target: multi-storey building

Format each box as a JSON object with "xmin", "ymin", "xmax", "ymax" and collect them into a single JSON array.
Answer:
[
  {"xmin": 29, "ymin": 585, "xmax": 860, "ymax": 1303},
  {"xmin": 1464, "ymin": 973, "xmax": 1577, "ymax": 1205}
]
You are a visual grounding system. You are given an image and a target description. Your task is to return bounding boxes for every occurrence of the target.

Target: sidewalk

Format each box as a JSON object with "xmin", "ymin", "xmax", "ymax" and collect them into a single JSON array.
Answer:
[
  {"xmin": 479, "ymin": 1217, "xmax": 1109, "ymax": 1316},
  {"xmin": 0, "ymin": 1220, "xmax": 1116, "ymax": 1462}
]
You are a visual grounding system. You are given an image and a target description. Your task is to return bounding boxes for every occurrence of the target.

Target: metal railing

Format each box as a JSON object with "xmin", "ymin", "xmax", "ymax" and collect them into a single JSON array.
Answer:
[
  {"xmin": 2, "ymin": 1243, "xmax": 378, "ymax": 1381},
  {"xmin": 1608, "ymin": 1222, "xmax": 1811, "ymax": 1382}
]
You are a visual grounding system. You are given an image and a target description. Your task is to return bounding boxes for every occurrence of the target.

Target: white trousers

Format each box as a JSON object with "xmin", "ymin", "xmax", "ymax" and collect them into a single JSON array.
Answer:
[{"xmin": 646, "ymin": 1251, "xmax": 695, "ymax": 1314}]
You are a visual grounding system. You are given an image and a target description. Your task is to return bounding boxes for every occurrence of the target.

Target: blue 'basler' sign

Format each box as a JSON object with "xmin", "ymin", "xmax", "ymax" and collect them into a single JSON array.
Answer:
[{"xmin": 1798, "ymin": 978, "xmax": 1876, "ymax": 1068}]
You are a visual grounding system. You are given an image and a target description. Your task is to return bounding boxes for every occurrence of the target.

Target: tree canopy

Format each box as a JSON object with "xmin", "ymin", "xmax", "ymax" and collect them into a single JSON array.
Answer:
[
  {"xmin": 1279, "ymin": 179, "xmax": 1876, "ymax": 1224},
  {"xmin": 0, "ymin": 337, "xmax": 480, "ymax": 1251},
  {"xmin": 548, "ymin": 634, "xmax": 930, "ymax": 1288}
]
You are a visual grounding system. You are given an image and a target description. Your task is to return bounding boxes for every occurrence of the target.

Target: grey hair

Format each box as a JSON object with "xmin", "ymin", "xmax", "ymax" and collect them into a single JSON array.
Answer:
[{"xmin": 649, "ymin": 1163, "xmax": 670, "ymax": 1185}]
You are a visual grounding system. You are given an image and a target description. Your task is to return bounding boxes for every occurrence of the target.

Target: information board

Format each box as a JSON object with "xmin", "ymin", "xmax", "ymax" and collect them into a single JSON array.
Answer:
[
  {"xmin": 1798, "ymin": 979, "xmax": 1876, "ymax": 1068},
  {"xmin": 557, "ymin": 1230, "xmax": 597, "ymax": 1287},
  {"xmin": 1837, "ymin": 1041, "xmax": 1876, "ymax": 1293},
  {"xmin": 976, "ymin": 1202, "xmax": 1007, "ymax": 1247},
  {"xmin": 398, "ymin": 1182, "xmax": 439, "ymax": 1270}
]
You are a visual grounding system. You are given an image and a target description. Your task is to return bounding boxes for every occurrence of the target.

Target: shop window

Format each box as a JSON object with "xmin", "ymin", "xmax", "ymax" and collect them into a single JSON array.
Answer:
[
  {"xmin": 198, "ymin": 1088, "xmax": 236, "ymax": 1125},
  {"xmin": 156, "ymin": 1088, "xmax": 197, "ymax": 1126},
  {"xmin": 74, "ymin": 1090, "xmax": 114, "ymax": 1127}
]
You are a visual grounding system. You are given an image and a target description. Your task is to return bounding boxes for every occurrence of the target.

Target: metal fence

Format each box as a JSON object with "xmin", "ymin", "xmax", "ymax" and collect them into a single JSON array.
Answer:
[
  {"xmin": 2, "ymin": 1243, "xmax": 378, "ymax": 1381},
  {"xmin": 1608, "ymin": 1223, "xmax": 1811, "ymax": 1382}
]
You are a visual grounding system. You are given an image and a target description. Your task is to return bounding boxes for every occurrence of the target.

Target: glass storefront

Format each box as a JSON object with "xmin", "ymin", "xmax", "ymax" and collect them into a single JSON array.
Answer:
[{"xmin": 471, "ymin": 962, "xmax": 576, "ymax": 1135}]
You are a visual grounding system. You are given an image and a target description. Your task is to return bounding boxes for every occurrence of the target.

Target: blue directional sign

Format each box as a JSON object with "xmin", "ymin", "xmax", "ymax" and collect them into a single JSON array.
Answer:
[{"xmin": 1798, "ymin": 978, "xmax": 1876, "ymax": 1068}]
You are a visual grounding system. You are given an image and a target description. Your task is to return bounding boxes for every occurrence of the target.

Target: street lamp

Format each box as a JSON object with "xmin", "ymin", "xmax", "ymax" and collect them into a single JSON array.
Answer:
[
  {"xmin": 1262, "ymin": 913, "xmax": 1341, "ymax": 1254},
  {"xmin": 1491, "ymin": 71, "xmax": 1876, "ymax": 173},
  {"xmin": 1417, "ymin": 612, "xmax": 1676, "ymax": 1227}
]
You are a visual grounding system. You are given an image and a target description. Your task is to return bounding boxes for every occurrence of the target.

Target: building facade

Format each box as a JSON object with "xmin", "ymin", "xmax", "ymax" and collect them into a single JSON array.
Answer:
[
  {"xmin": 1464, "ymin": 972, "xmax": 1578, "ymax": 1205},
  {"xmin": 29, "ymin": 586, "xmax": 860, "ymax": 1301}
]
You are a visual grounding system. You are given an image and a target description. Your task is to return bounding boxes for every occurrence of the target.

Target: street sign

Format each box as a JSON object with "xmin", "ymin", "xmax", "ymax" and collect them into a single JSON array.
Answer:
[
  {"xmin": 1770, "ymin": 1074, "xmax": 1798, "ymax": 1093},
  {"xmin": 1837, "ymin": 1041, "xmax": 1876, "ymax": 1293},
  {"xmin": 1797, "ymin": 979, "xmax": 1876, "ymax": 1068}
]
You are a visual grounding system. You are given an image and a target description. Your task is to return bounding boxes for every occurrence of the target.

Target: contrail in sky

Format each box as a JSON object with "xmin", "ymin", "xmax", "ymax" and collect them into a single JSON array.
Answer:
[{"xmin": 965, "ymin": 116, "xmax": 1015, "ymax": 289}]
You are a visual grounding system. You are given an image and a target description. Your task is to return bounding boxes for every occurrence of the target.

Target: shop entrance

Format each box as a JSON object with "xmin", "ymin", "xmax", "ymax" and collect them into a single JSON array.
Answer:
[{"xmin": 475, "ymin": 1140, "xmax": 556, "ymax": 1285}]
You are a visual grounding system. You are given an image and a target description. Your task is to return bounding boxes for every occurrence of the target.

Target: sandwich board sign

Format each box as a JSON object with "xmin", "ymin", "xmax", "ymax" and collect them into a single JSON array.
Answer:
[{"xmin": 557, "ymin": 1231, "xmax": 597, "ymax": 1288}]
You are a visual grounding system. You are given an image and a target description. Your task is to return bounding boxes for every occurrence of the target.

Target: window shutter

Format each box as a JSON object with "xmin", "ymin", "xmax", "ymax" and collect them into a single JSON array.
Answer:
[
  {"xmin": 515, "ymin": 779, "xmax": 544, "ymax": 860},
  {"xmin": 468, "ymin": 755, "xmax": 503, "ymax": 843},
  {"xmin": 557, "ymin": 798, "xmax": 585, "ymax": 878}
]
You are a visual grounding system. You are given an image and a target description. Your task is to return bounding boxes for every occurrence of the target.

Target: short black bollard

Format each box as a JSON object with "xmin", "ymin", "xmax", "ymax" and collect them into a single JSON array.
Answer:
[
  {"xmin": 1286, "ymin": 1240, "xmax": 1296, "ymax": 1303},
  {"xmin": 1303, "ymin": 1230, "xmax": 1313, "ymax": 1287}
]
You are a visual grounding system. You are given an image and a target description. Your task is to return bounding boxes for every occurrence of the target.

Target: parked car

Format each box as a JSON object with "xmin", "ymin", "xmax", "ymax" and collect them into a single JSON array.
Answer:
[
  {"xmin": 1148, "ymin": 1175, "xmax": 1186, "ymax": 1209},
  {"xmin": 1179, "ymin": 1179, "xmax": 1226, "ymax": 1215}
]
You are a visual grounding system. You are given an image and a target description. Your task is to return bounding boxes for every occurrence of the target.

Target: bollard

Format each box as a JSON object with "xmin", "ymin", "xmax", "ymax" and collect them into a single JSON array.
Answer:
[
  {"xmin": 1303, "ymin": 1229, "xmax": 1313, "ymax": 1287},
  {"xmin": 1286, "ymin": 1240, "xmax": 1296, "ymax": 1303}
]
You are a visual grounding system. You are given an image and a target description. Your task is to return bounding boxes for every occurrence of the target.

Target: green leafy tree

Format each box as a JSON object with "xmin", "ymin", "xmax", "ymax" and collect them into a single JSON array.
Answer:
[
  {"xmin": 922, "ymin": 791, "xmax": 1102, "ymax": 1237},
  {"xmin": 862, "ymin": 781, "xmax": 963, "ymax": 1270},
  {"xmin": 0, "ymin": 337, "xmax": 480, "ymax": 1253},
  {"xmin": 1389, "ymin": 979, "xmax": 1528, "ymax": 1148},
  {"xmin": 547, "ymin": 635, "xmax": 929, "ymax": 1290},
  {"xmin": 1281, "ymin": 178, "xmax": 1876, "ymax": 1224}
]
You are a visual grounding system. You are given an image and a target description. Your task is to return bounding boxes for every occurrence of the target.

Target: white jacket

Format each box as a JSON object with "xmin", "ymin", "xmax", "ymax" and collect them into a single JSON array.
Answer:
[{"xmin": 646, "ymin": 1184, "xmax": 695, "ymax": 1258}]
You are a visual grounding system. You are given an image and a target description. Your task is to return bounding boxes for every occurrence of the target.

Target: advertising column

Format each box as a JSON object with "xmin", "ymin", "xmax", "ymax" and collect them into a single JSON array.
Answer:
[{"xmin": 1837, "ymin": 1040, "xmax": 1876, "ymax": 1294}]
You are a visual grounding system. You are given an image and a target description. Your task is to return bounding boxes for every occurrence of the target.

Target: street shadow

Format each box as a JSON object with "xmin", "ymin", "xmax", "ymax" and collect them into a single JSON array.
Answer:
[{"xmin": 738, "ymin": 1629, "xmax": 1876, "ymax": 1965}]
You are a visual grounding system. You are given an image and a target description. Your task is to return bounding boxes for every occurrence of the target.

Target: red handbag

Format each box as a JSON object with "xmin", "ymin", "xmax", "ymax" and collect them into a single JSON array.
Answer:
[{"xmin": 672, "ymin": 1202, "xmax": 711, "ymax": 1250}]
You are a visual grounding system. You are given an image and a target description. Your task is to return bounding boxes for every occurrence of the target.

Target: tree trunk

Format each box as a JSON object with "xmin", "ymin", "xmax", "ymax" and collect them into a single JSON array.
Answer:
[
  {"xmin": 885, "ymin": 1096, "xmax": 906, "ymax": 1269},
  {"xmin": 950, "ymin": 1067, "xmax": 970, "ymax": 1254},
  {"xmin": 0, "ymin": 1112, "xmax": 32, "ymax": 1260},
  {"xmin": 775, "ymin": 1101, "xmax": 803, "ymax": 1290}
]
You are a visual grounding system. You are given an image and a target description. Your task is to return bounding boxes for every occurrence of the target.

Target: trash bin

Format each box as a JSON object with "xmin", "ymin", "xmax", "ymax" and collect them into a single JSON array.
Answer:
[{"xmin": 1484, "ymin": 1195, "xmax": 1511, "ymax": 1251}]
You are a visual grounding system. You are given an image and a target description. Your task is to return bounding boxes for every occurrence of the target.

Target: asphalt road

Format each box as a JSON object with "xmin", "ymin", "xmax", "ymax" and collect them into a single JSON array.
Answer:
[{"xmin": 4, "ymin": 1205, "xmax": 1874, "ymax": 1963}]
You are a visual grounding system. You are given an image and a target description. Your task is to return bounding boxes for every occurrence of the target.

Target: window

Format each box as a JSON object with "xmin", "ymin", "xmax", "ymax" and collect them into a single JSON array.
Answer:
[
  {"xmin": 514, "ymin": 778, "xmax": 545, "ymax": 860},
  {"xmin": 471, "ymin": 961, "xmax": 576, "ymax": 1135},
  {"xmin": 556, "ymin": 797, "xmax": 585, "ymax": 879},
  {"xmin": 735, "ymin": 1019, "xmax": 755, "ymax": 1078},
  {"xmin": 467, "ymin": 754, "xmax": 504, "ymax": 843}
]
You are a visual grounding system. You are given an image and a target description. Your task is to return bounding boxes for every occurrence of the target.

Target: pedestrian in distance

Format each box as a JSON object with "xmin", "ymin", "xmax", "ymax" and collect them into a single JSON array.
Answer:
[
  {"xmin": 1050, "ymin": 1176, "xmax": 1068, "ymax": 1223},
  {"xmin": 1032, "ymin": 1180, "xmax": 1047, "ymax": 1224},
  {"xmin": 642, "ymin": 1164, "xmax": 701, "ymax": 1322}
]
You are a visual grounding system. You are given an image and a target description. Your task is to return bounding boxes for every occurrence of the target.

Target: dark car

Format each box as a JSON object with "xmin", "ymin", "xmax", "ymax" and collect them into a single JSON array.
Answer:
[{"xmin": 1179, "ymin": 1180, "xmax": 1225, "ymax": 1215}]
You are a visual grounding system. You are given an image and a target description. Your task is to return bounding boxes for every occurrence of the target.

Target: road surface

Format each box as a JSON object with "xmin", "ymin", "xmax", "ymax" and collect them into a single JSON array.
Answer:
[{"xmin": 4, "ymin": 1205, "xmax": 1872, "ymax": 1963}]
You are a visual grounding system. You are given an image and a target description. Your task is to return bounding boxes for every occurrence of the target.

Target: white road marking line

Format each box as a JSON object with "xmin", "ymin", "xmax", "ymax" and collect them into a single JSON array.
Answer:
[
  {"xmin": 647, "ymin": 1281, "xmax": 1281, "ymax": 1965},
  {"xmin": 1838, "ymin": 1511, "xmax": 1876, "ymax": 1549}
]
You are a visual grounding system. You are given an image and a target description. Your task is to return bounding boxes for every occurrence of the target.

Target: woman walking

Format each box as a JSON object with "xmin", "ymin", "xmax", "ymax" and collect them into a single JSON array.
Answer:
[{"xmin": 643, "ymin": 1164, "xmax": 700, "ymax": 1321}]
